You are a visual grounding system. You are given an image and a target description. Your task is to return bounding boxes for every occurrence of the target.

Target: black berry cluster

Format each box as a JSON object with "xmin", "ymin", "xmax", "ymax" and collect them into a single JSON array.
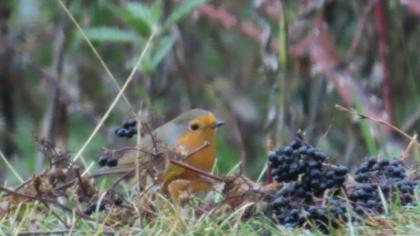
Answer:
[
  {"xmin": 98, "ymin": 150, "xmax": 118, "ymax": 167},
  {"xmin": 354, "ymin": 159, "xmax": 405, "ymax": 183},
  {"xmin": 348, "ymin": 159, "xmax": 417, "ymax": 215},
  {"xmin": 347, "ymin": 183, "xmax": 382, "ymax": 215},
  {"xmin": 269, "ymin": 132, "xmax": 349, "ymax": 232},
  {"xmin": 114, "ymin": 118, "xmax": 137, "ymax": 138},
  {"xmin": 84, "ymin": 201, "xmax": 106, "ymax": 215},
  {"xmin": 305, "ymin": 197, "xmax": 348, "ymax": 231},
  {"xmin": 272, "ymin": 184, "xmax": 349, "ymax": 232},
  {"xmin": 269, "ymin": 132, "xmax": 348, "ymax": 196},
  {"xmin": 272, "ymin": 185, "xmax": 306, "ymax": 227},
  {"xmin": 268, "ymin": 132, "xmax": 418, "ymax": 232}
]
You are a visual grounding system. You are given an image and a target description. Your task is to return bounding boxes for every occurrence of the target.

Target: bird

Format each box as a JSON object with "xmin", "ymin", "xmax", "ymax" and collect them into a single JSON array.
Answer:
[{"xmin": 97, "ymin": 109, "xmax": 224, "ymax": 201}]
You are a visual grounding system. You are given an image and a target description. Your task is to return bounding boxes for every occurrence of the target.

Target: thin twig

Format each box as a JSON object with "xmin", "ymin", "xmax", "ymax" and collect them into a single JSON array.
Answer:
[
  {"xmin": 87, "ymin": 165, "xmax": 137, "ymax": 178},
  {"xmin": 169, "ymin": 159, "xmax": 225, "ymax": 182},
  {"xmin": 182, "ymin": 141, "xmax": 209, "ymax": 160},
  {"xmin": 75, "ymin": 168, "xmax": 88, "ymax": 196},
  {"xmin": 57, "ymin": 0, "xmax": 135, "ymax": 115},
  {"xmin": 14, "ymin": 178, "xmax": 33, "ymax": 192},
  {"xmin": 0, "ymin": 149, "xmax": 24, "ymax": 183},
  {"xmin": 400, "ymin": 134, "xmax": 418, "ymax": 162},
  {"xmin": 93, "ymin": 140, "xmax": 223, "ymax": 186},
  {"xmin": 136, "ymin": 109, "xmax": 143, "ymax": 192},
  {"xmin": 54, "ymin": 181, "xmax": 76, "ymax": 191},
  {"xmin": 335, "ymin": 104, "xmax": 420, "ymax": 147},
  {"xmin": 110, "ymin": 170, "xmax": 135, "ymax": 189},
  {"xmin": 90, "ymin": 146, "xmax": 224, "ymax": 183},
  {"xmin": 72, "ymin": 33, "xmax": 155, "ymax": 163}
]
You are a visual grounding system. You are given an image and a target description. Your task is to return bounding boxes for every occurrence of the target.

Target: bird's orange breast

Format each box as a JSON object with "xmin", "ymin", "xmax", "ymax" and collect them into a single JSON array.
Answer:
[{"xmin": 178, "ymin": 130, "xmax": 217, "ymax": 173}]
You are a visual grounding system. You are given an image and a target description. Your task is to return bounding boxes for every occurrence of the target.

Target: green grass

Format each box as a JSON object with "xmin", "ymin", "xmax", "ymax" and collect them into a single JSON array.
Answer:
[{"xmin": 1, "ymin": 183, "xmax": 419, "ymax": 235}]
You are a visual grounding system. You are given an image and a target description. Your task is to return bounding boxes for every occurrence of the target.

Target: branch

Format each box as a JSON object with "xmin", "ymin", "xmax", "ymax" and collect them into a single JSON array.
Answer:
[
  {"xmin": 169, "ymin": 159, "xmax": 226, "ymax": 182},
  {"xmin": 335, "ymin": 104, "xmax": 419, "ymax": 148},
  {"xmin": 182, "ymin": 141, "xmax": 209, "ymax": 160}
]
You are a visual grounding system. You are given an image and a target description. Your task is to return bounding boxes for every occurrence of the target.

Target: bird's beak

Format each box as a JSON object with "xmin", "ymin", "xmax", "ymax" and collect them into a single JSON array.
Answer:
[{"xmin": 212, "ymin": 120, "xmax": 225, "ymax": 129}]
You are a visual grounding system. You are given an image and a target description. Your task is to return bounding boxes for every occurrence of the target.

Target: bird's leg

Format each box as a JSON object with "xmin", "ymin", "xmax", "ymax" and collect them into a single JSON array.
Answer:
[{"xmin": 167, "ymin": 179, "xmax": 213, "ymax": 203}]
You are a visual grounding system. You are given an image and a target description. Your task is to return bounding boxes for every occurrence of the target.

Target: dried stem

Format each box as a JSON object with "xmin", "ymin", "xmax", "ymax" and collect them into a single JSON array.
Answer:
[
  {"xmin": 110, "ymin": 170, "xmax": 135, "ymax": 189},
  {"xmin": 72, "ymin": 33, "xmax": 155, "ymax": 163},
  {"xmin": 0, "ymin": 149, "xmax": 24, "ymax": 183},
  {"xmin": 182, "ymin": 141, "xmax": 209, "ymax": 160},
  {"xmin": 335, "ymin": 104, "xmax": 420, "ymax": 148},
  {"xmin": 169, "ymin": 159, "xmax": 226, "ymax": 182},
  {"xmin": 57, "ymin": 0, "xmax": 135, "ymax": 115},
  {"xmin": 400, "ymin": 134, "xmax": 418, "ymax": 162},
  {"xmin": 75, "ymin": 168, "xmax": 88, "ymax": 196}
]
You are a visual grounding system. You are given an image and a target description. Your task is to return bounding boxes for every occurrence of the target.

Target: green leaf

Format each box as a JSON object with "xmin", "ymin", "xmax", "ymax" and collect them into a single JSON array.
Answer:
[
  {"xmin": 149, "ymin": 0, "xmax": 163, "ymax": 25},
  {"xmin": 161, "ymin": 0, "xmax": 207, "ymax": 33},
  {"xmin": 119, "ymin": 2, "xmax": 156, "ymax": 36},
  {"xmin": 150, "ymin": 36, "xmax": 175, "ymax": 68},
  {"xmin": 82, "ymin": 27, "xmax": 138, "ymax": 43}
]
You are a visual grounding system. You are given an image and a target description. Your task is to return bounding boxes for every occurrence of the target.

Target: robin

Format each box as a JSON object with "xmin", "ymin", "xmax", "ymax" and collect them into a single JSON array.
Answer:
[{"xmin": 98, "ymin": 109, "xmax": 224, "ymax": 201}]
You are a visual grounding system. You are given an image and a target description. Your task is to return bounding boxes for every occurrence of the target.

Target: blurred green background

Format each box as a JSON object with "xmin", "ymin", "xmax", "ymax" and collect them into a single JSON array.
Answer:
[{"xmin": 1, "ymin": 0, "xmax": 419, "ymax": 185}]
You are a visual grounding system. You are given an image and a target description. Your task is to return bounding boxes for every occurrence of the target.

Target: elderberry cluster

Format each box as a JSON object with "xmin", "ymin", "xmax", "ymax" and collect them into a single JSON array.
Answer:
[
  {"xmin": 269, "ymin": 132, "xmax": 349, "ymax": 232},
  {"xmin": 114, "ymin": 118, "xmax": 137, "ymax": 138},
  {"xmin": 354, "ymin": 159, "xmax": 405, "ymax": 183},
  {"xmin": 272, "ymin": 184, "xmax": 349, "ymax": 232},
  {"xmin": 268, "ymin": 132, "xmax": 419, "ymax": 232},
  {"xmin": 348, "ymin": 159, "xmax": 417, "ymax": 214},
  {"xmin": 272, "ymin": 185, "xmax": 306, "ymax": 227},
  {"xmin": 305, "ymin": 197, "xmax": 348, "ymax": 231},
  {"xmin": 268, "ymin": 132, "xmax": 348, "ymax": 196}
]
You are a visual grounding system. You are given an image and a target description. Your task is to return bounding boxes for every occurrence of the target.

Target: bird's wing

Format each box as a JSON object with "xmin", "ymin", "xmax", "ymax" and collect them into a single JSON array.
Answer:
[{"xmin": 155, "ymin": 122, "xmax": 190, "ymax": 187}]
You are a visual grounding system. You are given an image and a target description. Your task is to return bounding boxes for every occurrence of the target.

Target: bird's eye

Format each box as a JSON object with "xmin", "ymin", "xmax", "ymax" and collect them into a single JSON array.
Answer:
[{"xmin": 190, "ymin": 123, "xmax": 200, "ymax": 131}]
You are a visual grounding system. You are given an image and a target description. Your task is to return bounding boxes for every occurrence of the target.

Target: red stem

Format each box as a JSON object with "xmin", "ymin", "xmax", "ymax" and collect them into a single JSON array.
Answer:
[{"xmin": 375, "ymin": 1, "xmax": 394, "ymax": 126}]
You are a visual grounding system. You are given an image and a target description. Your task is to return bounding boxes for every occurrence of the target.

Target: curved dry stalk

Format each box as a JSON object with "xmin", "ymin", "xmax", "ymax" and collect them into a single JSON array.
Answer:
[
  {"xmin": 72, "ymin": 33, "xmax": 155, "ymax": 164},
  {"xmin": 335, "ymin": 104, "xmax": 420, "ymax": 148},
  {"xmin": 0, "ymin": 149, "xmax": 24, "ymax": 183},
  {"xmin": 57, "ymin": 0, "xmax": 135, "ymax": 115}
]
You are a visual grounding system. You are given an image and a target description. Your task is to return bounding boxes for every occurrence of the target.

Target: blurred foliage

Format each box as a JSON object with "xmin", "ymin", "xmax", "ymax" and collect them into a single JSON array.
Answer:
[{"xmin": 1, "ymin": 0, "xmax": 420, "ymax": 184}]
